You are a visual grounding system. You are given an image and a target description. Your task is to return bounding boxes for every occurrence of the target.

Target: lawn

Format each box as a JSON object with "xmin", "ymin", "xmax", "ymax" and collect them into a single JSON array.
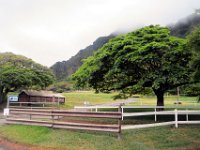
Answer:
[
  {"xmin": 0, "ymin": 124, "xmax": 200, "ymax": 150},
  {"xmin": 61, "ymin": 91, "xmax": 199, "ymax": 109},
  {"xmin": 61, "ymin": 91, "xmax": 118, "ymax": 109}
]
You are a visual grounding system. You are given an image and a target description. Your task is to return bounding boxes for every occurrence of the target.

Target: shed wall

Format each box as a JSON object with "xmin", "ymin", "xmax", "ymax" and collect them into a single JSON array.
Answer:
[{"xmin": 18, "ymin": 92, "xmax": 65, "ymax": 103}]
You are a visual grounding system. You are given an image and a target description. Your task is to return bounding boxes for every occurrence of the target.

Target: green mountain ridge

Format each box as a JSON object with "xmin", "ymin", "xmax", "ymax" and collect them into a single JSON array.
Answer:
[{"xmin": 50, "ymin": 34, "xmax": 116, "ymax": 80}]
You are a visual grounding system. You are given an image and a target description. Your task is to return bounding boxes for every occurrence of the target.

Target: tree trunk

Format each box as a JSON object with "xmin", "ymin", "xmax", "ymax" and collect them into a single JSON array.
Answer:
[
  {"xmin": 0, "ymin": 93, "xmax": 7, "ymax": 104},
  {"xmin": 0, "ymin": 94, "xmax": 3, "ymax": 104},
  {"xmin": 153, "ymin": 89, "xmax": 165, "ymax": 110},
  {"xmin": 0, "ymin": 87, "xmax": 3, "ymax": 104},
  {"xmin": 0, "ymin": 90, "xmax": 8, "ymax": 104}
]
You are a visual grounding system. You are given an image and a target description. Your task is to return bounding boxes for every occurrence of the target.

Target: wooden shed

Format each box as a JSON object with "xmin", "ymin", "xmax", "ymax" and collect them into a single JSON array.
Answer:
[{"xmin": 18, "ymin": 90, "xmax": 65, "ymax": 104}]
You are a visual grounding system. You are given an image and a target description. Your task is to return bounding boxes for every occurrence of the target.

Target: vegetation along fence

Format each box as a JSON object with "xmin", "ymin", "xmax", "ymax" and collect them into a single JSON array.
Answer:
[
  {"xmin": 75, "ymin": 105, "xmax": 200, "ymax": 129},
  {"xmin": 6, "ymin": 107, "xmax": 122, "ymax": 138}
]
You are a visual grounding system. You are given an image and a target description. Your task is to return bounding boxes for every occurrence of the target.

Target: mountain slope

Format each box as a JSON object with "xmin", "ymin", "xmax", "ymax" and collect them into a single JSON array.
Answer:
[{"xmin": 50, "ymin": 34, "xmax": 116, "ymax": 80}]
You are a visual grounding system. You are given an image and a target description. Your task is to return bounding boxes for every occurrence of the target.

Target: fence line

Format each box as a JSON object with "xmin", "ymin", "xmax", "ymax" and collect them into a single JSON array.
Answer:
[
  {"xmin": 75, "ymin": 105, "xmax": 200, "ymax": 129},
  {"xmin": 6, "ymin": 107, "xmax": 122, "ymax": 139},
  {"xmin": 8, "ymin": 101, "xmax": 60, "ymax": 109},
  {"xmin": 123, "ymin": 106, "xmax": 200, "ymax": 129},
  {"xmin": 74, "ymin": 105, "xmax": 200, "ymax": 112},
  {"xmin": 5, "ymin": 105, "xmax": 200, "ymax": 135},
  {"xmin": 74, "ymin": 105, "xmax": 119, "ymax": 112}
]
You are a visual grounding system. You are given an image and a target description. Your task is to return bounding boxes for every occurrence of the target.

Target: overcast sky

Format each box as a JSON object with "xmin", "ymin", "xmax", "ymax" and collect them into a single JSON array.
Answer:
[{"xmin": 0, "ymin": 0, "xmax": 200, "ymax": 67}]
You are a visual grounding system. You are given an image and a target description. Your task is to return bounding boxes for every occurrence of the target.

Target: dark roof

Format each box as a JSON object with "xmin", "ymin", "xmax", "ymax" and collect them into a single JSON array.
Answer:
[{"xmin": 20, "ymin": 90, "xmax": 65, "ymax": 98}]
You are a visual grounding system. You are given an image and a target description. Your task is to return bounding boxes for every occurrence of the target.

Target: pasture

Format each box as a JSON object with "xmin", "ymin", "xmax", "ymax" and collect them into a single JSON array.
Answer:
[{"xmin": 62, "ymin": 91, "xmax": 199, "ymax": 109}]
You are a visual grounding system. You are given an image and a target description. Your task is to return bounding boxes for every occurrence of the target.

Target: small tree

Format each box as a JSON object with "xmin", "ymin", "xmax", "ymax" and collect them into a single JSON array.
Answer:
[
  {"xmin": 72, "ymin": 25, "xmax": 196, "ymax": 106},
  {"xmin": 0, "ymin": 52, "xmax": 54, "ymax": 103}
]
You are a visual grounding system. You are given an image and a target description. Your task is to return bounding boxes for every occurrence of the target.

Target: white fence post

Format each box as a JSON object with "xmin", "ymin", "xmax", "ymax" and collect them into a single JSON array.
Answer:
[
  {"xmin": 154, "ymin": 108, "xmax": 157, "ymax": 122},
  {"xmin": 95, "ymin": 106, "xmax": 98, "ymax": 112},
  {"xmin": 186, "ymin": 109, "xmax": 189, "ymax": 121},
  {"xmin": 122, "ymin": 106, "xmax": 124, "ymax": 120},
  {"xmin": 175, "ymin": 109, "xmax": 178, "ymax": 128}
]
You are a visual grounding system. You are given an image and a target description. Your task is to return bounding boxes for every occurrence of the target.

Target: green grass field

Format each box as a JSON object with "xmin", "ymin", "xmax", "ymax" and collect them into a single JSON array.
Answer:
[
  {"xmin": 0, "ymin": 91, "xmax": 200, "ymax": 150},
  {"xmin": 0, "ymin": 124, "xmax": 200, "ymax": 150},
  {"xmin": 61, "ymin": 91, "xmax": 199, "ymax": 109},
  {"xmin": 138, "ymin": 95, "xmax": 199, "ymax": 106},
  {"xmin": 61, "ymin": 91, "xmax": 118, "ymax": 109}
]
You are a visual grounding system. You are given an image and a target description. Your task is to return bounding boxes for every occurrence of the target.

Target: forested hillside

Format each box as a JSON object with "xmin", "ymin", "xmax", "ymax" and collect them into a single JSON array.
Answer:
[
  {"xmin": 51, "ymin": 12, "xmax": 200, "ymax": 81},
  {"xmin": 50, "ymin": 34, "xmax": 115, "ymax": 80}
]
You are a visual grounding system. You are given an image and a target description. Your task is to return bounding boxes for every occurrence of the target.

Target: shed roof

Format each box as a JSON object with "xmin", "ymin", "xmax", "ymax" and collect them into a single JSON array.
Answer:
[{"xmin": 21, "ymin": 90, "xmax": 65, "ymax": 98}]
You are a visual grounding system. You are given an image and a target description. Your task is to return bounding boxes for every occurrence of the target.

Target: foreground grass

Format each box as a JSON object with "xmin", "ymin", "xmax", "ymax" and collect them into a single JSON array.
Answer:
[{"xmin": 0, "ymin": 124, "xmax": 200, "ymax": 150}]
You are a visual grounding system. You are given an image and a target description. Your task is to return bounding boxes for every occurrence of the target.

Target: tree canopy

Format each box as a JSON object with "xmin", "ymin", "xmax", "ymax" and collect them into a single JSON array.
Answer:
[
  {"xmin": 0, "ymin": 52, "xmax": 54, "ymax": 103},
  {"xmin": 72, "ymin": 25, "xmax": 196, "ymax": 106},
  {"xmin": 187, "ymin": 25, "xmax": 200, "ymax": 81}
]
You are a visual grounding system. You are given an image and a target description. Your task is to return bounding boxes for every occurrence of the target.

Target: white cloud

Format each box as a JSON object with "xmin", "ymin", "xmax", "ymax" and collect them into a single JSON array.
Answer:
[{"xmin": 0, "ymin": 0, "xmax": 200, "ymax": 66}]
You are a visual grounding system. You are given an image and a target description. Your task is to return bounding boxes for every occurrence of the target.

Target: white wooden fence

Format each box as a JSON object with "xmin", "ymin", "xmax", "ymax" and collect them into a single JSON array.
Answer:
[
  {"xmin": 74, "ymin": 105, "xmax": 118, "ymax": 112},
  {"xmin": 74, "ymin": 105, "xmax": 200, "ymax": 129}
]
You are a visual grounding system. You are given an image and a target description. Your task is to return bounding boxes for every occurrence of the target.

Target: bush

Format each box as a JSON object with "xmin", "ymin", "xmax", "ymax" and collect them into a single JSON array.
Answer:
[{"xmin": 181, "ymin": 84, "xmax": 200, "ymax": 96}]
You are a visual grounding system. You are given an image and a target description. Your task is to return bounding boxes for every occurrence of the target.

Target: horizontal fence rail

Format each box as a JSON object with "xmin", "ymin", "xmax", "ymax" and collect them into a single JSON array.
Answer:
[
  {"xmin": 6, "ymin": 118, "xmax": 120, "ymax": 132},
  {"xmin": 121, "ymin": 106, "xmax": 200, "ymax": 121},
  {"xmin": 74, "ymin": 105, "xmax": 119, "ymax": 112}
]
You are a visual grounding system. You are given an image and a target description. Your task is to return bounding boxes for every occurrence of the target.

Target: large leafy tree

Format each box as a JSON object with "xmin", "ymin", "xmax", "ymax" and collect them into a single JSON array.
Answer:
[
  {"xmin": 188, "ymin": 25, "xmax": 200, "ymax": 102},
  {"xmin": 188, "ymin": 25, "xmax": 200, "ymax": 80},
  {"xmin": 0, "ymin": 52, "xmax": 54, "ymax": 103},
  {"xmin": 72, "ymin": 25, "xmax": 196, "ymax": 106}
]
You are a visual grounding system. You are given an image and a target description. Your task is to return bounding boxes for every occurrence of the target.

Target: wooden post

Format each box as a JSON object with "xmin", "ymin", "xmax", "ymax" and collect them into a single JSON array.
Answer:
[
  {"xmin": 51, "ymin": 111, "xmax": 54, "ymax": 128},
  {"xmin": 118, "ymin": 104, "xmax": 122, "ymax": 140},
  {"xmin": 154, "ymin": 108, "xmax": 157, "ymax": 122}
]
